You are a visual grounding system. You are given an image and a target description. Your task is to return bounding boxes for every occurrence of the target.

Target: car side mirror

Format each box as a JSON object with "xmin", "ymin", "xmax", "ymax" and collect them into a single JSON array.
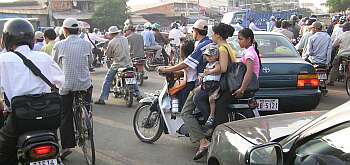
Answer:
[{"xmin": 246, "ymin": 142, "xmax": 283, "ymax": 165}]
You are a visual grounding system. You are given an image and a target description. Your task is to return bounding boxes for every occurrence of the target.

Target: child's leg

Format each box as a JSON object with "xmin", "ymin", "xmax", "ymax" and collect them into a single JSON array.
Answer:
[{"xmin": 208, "ymin": 95, "xmax": 216, "ymax": 117}]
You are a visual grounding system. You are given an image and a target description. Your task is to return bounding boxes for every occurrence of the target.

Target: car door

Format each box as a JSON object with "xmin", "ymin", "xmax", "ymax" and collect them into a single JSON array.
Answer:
[{"xmin": 288, "ymin": 121, "xmax": 350, "ymax": 165}]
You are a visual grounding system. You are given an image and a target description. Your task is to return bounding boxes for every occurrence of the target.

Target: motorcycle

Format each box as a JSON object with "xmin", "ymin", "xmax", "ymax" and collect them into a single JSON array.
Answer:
[
  {"xmin": 0, "ymin": 113, "xmax": 62, "ymax": 165},
  {"xmin": 92, "ymin": 41, "xmax": 108, "ymax": 68},
  {"xmin": 132, "ymin": 72, "xmax": 259, "ymax": 143},
  {"xmin": 144, "ymin": 48, "xmax": 168, "ymax": 72},
  {"xmin": 112, "ymin": 66, "xmax": 137, "ymax": 107},
  {"xmin": 132, "ymin": 57, "xmax": 148, "ymax": 86},
  {"xmin": 313, "ymin": 64, "xmax": 328, "ymax": 96}
]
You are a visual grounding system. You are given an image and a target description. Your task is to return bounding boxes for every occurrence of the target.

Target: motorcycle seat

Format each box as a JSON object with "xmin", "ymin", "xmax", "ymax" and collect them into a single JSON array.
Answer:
[
  {"xmin": 118, "ymin": 67, "xmax": 134, "ymax": 72},
  {"xmin": 17, "ymin": 130, "xmax": 57, "ymax": 147},
  {"xmin": 313, "ymin": 63, "xmax": 327, "ymax": 69},
  {"xmin": 144, "ymin": 48, "xmax": 157, "ymax": 52}
]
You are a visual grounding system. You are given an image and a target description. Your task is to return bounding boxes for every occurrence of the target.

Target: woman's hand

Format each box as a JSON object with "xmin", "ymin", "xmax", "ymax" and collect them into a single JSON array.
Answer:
[{"xmin": 232, "ymin": 88, "xmax": 245, "ymax": 98}]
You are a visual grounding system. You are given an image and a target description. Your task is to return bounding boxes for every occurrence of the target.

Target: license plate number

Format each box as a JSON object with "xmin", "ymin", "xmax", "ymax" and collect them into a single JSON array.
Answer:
[
  {"xmin": 30, "ymin": 159, "xmax": 58, "ymax": 165},
  {"xmin": 317, "ymin": 73, "xmax": 327, "ymax": 80},
  {"xmin": 125, "ymin": 78, "xmax": 136, "ymax": 84},
  {"xmin": 256, "ymin": 99, "xmax": 279, "ymax": 111}
]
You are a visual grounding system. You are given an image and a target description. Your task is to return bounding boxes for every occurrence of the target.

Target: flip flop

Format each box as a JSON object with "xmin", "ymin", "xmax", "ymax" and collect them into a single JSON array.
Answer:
[{"xmin": 193, "ymin": 146, "xmax": 208, "ymax": 160}]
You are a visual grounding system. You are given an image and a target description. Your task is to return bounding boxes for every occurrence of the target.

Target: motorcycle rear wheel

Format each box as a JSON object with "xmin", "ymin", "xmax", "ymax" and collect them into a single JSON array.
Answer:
[
  {"xmin": 133, "ymin": 103, "xmax": 164, "ymax": 143},
  {"xmin": 125, "ymin": 87, "xmax": 133, "ymax": 107}
]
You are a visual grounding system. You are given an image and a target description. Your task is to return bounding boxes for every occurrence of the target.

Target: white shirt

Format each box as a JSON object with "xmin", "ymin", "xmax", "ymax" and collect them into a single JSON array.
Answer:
[
  {"xmin": 84, "ymin": 32, "xmax": 108, "ymax": 48},
  {"xmin": 331, "ymin": 26, "xmax": 344, "ymax": 43},
  {"xmin": 0, "ymin": 45, "xmax": 64, "ymax": 105},
  {"xmin": 249, "ymin": 22, "xmax": 263, "ymax": 31},
  {"xmin": 333, "ymin": 31, "xmax": 350, "ymax": 56},
  {"xmin": 203, "ymin": 61, "xmax": 221, "ymax": 82},
  {"xmin": 169, "ymin": 28, "xmax": 184, "ymax": 46}
]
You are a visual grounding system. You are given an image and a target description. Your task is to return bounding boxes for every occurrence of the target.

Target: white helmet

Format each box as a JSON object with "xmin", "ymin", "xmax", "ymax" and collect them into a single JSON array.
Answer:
[{"xmin": 143, "ymin": 22, "xmax": 152, "ymax": 29}]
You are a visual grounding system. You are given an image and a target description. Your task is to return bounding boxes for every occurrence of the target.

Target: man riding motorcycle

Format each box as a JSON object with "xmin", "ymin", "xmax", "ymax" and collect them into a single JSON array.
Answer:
[
  {"xmin": 153, "ymin": 23, "xmax": 169, "ymax": 65},
  {"xmin": 142, "ymin": 22, "xmax": 162, "ymax": 59},
  {"xmin": 0, "ymin": 18, "xmax": 64, "ymax": 164},
  {"xmin": 328, "ymin": 22, "xmax": 350, "ymax": 86},
  {"xmin": 95, "ymin": 26, "xmax": 142, "ymax": 105}
]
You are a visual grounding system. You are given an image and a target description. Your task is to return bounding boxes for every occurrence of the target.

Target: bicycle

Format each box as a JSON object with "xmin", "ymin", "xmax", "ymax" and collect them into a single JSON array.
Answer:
[{"xmin": 72, "ymin": 91, "xmax": 95, "ymax": 165}]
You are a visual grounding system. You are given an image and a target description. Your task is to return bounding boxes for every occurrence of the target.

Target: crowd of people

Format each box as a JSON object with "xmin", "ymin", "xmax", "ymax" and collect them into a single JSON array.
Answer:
[{"xmin": 0, "ymin": 11, "xmax": 349, "ymax": 163}]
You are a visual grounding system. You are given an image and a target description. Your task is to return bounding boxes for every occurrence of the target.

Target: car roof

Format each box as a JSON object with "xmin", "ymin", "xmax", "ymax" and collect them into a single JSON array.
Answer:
[
  {"xmin": 232, "ymin": 31, "xmax": 286, "ymax": 36},
  {"xmin": 282, "ymin": 101, "xmax": 350, "ymax": 143}
]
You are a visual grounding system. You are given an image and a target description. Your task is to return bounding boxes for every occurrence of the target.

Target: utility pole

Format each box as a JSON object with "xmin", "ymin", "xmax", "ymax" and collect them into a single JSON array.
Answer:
[
  {"xmin": 198, "ymin": 0, "xmax": 200, "ymax": 19},
  {"xmin": 48, "ymin": 0, "xmax": 54, "ymax": 26}
]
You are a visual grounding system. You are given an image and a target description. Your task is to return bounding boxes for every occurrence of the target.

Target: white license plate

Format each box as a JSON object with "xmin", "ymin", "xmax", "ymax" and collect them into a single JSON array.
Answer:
[
  {"xmin": 30, "ymin": 159, "xmax": 58, "ymax": 165},
  {"xmin": 317, "ymin": 73, "xmax": 327, "ymax": 80},
  {"xmin": 125, "ymin": 78, "xmax": 136, "ymax": 84},
  {"xmin": 256, "ymin": 99, "xmax": 279, "ymax": 111}
]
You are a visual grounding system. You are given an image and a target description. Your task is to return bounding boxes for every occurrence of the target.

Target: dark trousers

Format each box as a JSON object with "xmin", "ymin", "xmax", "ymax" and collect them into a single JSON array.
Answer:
[
  {"xmin": 193, "ymin": 90, "xmax": 231, "ymax": 127},
  {"xmin": 60, "ymin": 87, "xmax": 92, "ymax": 149},
  {"xmin": 162, "ymin": 48, "xmax": 169, "ymax": 66},
  {"xmin": 0, "ymin": 114, "xmax": 18, "ymax": 164}
]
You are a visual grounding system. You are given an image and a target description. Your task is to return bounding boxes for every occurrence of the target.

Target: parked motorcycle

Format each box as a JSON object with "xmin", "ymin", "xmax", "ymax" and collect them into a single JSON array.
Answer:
[
  {"xmin": 313, "ymin": 64, "xmax": 328, "ymax": 96},
  {"xmin": 112, "ymin": 66, "xmax": 136, "ymax": 107},
  {"xmin": 144, "ymin": 49, "xmax": 168, "ymax": 71},
  {"xmin": 132, "ymin": 72, "xmax": 259, "ymax": 143},
  {"xmin": 132, "ymin": 57, "xmax": 148, "ymax": 86}
]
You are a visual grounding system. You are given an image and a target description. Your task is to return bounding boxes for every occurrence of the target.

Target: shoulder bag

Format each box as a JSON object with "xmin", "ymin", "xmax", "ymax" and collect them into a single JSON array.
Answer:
[
  {"xmin": 220, "ymin": 46, "xmax": 259, "ymax": 93},
  {"xmin": 11, "ymin": 51, "xmax": 63, "ymax": 133}
]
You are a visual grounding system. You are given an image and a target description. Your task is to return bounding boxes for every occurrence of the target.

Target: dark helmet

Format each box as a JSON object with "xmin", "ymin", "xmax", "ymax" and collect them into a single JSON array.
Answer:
[
  {"xmin": 171, "ymin": 22, "xmax": 178, "ymax": 29},
  {"xmin": 2, "ymin": 18, "xmax": 34, "ymax": 51}
]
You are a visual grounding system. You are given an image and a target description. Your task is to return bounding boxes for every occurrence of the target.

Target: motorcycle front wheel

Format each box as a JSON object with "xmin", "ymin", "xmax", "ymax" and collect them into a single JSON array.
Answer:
[{"xmin": 133, "ymin": 103, "xmax": 164, "ymax": 143}]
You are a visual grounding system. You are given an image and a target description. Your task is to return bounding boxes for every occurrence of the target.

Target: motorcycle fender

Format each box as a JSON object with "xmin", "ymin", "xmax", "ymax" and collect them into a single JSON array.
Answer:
[{"xmin": 139, "ymin": 97, "xmax": 155, "ymax": 104}]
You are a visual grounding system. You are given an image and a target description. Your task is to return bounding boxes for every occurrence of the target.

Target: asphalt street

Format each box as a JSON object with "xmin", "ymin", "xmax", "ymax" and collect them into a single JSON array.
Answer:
[{"xmin": 62, "ymin": 67, "xmax": 349, "ymax": 165}]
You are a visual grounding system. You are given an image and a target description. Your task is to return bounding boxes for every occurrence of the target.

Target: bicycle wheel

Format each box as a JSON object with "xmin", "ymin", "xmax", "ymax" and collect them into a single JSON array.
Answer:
[
  {"xmin": 78, "ymin": 106, "xmax": 96, "ymax": 165},
  {"xmin": 346, "ymin": 76, "xmax": 350, "ymax": 97}
]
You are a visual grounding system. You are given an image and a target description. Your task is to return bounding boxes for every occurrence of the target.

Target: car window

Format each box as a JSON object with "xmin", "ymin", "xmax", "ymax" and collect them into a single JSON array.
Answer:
[
  {"xmin": 228, "ymin": 34, "xmax": 298, "ymax": 58},
  {"xmin": 293, "ymin": 122, "xmax": 350, "ymax": 165}
]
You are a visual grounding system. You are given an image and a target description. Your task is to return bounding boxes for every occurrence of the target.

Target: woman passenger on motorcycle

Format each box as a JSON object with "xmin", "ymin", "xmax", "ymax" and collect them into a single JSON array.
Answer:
[
  {"xmin": 191, "ymin": 23, "xmax": 237, "ymax": 160},
  {"xmin": 233, "ymin": 28, "xmax": 261, "ymax": 97}
]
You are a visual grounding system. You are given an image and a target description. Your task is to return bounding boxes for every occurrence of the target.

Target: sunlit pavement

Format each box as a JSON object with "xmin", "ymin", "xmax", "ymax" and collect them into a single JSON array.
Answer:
[{"xmin": 63, "ymin": 67, "xmax": 349, "ymax": 165}]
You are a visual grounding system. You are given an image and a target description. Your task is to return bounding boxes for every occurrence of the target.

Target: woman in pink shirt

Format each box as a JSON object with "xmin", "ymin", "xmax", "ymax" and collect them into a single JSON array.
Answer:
[{"xmin": 233, "ymin": 28, "xmax": 261, "ymax": 98}]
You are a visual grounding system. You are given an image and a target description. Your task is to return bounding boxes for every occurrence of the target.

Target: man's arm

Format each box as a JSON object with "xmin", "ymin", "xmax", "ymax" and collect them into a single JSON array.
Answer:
[
  {"xmin": 52, "ymin": 43, "xmax": 60, "ymax": 63},
  {"xmin": 326, "ymin": 38, "xmax": 332, "ymax": 65},
  {"xmin": 303, "ymin": 37, "xmax": 313, "ymax": 59},
  {"xmin": 105, "ymin": 40, "xmax": 114, "ymax": 58}
]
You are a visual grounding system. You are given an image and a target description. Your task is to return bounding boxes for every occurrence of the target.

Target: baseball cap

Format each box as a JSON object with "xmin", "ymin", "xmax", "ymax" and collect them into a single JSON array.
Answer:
[
  {"xmin": 108, "ymin": 26, "xmax": 121, "ymax": 34},
  {"xmin": 203, "ymin": 44, "xmax": 219, "ymax": 56},
  {"xmin": 193, "ymin": 19, "xmax": 208, "ymax": 31},
  {"xmin": 311, "ymin": 21, "xmax": 322, "ymax": 29},
  {"xmin": 34, "ymin": 31, "xmax": 44, "ymax": 40},
  {"xmin": 62, "ymin": 18, "xmax": 79, "ymax": 29}
]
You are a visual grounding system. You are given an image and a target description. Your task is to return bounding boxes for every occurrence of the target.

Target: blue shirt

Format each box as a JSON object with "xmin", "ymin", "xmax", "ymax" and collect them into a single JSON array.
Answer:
[
  {"xmin": 184, "ymin": 36, "xmax": 212, "ymax": 75},
  {"xmin": 305, "ymin": 32, "xmax": 332, "ymax": 65},
  {"xmin": 33, "ymin": 42, "xmax": 44, "ymax": 51},
  {"xmin": 142, "ymin": 29, "xmax": 156, "ymax": 47}
]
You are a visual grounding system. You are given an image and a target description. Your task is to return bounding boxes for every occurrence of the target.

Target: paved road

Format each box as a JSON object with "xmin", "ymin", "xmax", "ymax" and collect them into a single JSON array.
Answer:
[{"xmin": 63, "ymin": 67, "xmax": 349, "ymax": 165}]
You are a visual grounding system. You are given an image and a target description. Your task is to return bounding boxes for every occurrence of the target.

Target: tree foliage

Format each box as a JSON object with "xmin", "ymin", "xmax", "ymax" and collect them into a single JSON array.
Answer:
[
  {"xmin": 326, "ymin": 0, "xmax": 350, "ymax": 12},
  {"xmin": 91, "ymin": 0, "xmax": 129, "ymax": 30}
]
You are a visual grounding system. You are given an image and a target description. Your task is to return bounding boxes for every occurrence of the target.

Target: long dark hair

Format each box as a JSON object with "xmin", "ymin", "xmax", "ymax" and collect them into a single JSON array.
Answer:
[
  {"xmin": 212, "ymin": 23, "xmax": 235, "ymax": 40},
  {"xmin": 238, "ymin": 28, "xmax": 261, "ymax": 68}
]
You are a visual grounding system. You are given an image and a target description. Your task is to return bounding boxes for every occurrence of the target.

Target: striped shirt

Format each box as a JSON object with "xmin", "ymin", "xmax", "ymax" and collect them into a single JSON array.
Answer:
[
  {"xmin": 53, "ymin": 35, "xmax": 92, "ymax": 95},
  {"xmin": 305, "ymin": 32, "xmax": 332, "ymax": 65}
]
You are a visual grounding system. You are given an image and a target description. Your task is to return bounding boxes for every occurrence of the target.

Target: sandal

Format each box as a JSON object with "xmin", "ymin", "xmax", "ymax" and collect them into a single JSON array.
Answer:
[{"xmin": 193, "ymin": 145, "xmax": 209, "ymax": 160}]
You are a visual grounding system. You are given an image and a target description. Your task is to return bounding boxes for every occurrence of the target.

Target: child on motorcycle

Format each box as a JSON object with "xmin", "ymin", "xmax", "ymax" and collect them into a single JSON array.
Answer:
[{"xmin": 201, "ymin": 45, "xmax": 221, "ymax": 127}]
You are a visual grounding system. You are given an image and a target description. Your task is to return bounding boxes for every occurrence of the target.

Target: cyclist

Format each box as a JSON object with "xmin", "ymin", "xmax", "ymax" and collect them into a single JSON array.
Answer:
[
  {"xmin": 0, "ymin": 18, "xmax": 64, "ymax": 164},
  {"xmin": 153, "ymin": 23, "xmax": 169, "ymax": 65},
  {"xmin": 328, "ymin": 22, "xmax": 350, "ymax": 86},
  {"xmin": 52, "ymin": 18, "xmax": 93, "ymax": 159}
]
